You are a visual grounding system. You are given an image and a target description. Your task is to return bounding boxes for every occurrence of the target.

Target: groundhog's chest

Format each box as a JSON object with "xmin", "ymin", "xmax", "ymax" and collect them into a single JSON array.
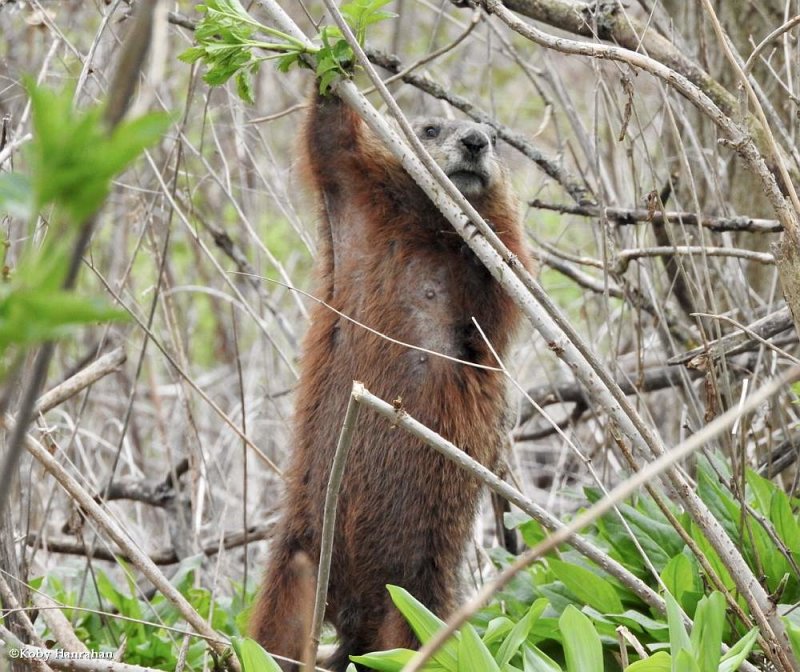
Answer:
[{"xmin": 331, "ymin": 233, "xmax": 493, "ymax": 371}]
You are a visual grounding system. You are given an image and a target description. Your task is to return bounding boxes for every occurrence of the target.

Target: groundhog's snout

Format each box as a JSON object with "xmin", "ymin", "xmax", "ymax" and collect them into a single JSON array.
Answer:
[{"xmin": 460, "ymin": 129, "xmax": 489, "ymax": 158}]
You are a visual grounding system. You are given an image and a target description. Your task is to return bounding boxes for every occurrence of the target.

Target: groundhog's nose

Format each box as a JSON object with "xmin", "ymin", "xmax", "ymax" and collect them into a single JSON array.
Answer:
[{"xmin": 461, "ymin": 130, "xmax": 489, "ymax": 157}]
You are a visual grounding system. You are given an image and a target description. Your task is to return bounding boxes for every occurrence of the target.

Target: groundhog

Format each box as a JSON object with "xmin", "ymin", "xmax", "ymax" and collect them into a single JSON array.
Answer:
[{"xmin": 250, "ymin": 90, "xmax": 531, "ymax": 671}]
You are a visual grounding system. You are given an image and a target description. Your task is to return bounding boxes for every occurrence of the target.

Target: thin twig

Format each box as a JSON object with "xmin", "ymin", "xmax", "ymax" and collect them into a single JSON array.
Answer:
[
  {"xmin": 363, "ymin": 8, "xmax": 482, "ymax": 94},
  {"xmin": 668, "ymin": 306, "xmax": 795, "ymax": 367},
  {"xmin": 308, "ymin": 383, "xmax": 363, "ymax": 670},
  {"xmin": 746, "ymin": 15, "xmax": 800, "ymax": 74},
  {"xmin": 33, "ymin": 348, "xmax": 126, "ymax": 416}
]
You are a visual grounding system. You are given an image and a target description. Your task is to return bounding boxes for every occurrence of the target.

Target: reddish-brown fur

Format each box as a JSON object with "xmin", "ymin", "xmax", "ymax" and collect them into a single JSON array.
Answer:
[{"xmin": 251, "ymin": 93, "xmax": 531, "ymax": 671}]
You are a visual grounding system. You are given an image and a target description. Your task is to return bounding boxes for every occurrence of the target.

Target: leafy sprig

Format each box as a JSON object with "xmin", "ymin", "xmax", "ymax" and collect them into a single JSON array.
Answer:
[
  {"xmin": 180, "ymin": 0, "xmax": 396, "ymax": 98},
  {"xmin": 0, "ymin": 83, "xmax": 169, "ymax": 360}
]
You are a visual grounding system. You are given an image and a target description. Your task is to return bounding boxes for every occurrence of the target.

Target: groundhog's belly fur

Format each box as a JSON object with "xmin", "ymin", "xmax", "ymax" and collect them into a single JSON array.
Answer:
[{"xmin": 250, "ymin": 92, "xmax": 531, "ymax": 672}]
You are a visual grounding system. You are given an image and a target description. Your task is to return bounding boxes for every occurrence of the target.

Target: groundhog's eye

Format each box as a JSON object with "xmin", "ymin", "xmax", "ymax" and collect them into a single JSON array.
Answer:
[
  {"xmin": 490, "ymin": 133, "xmax": 498, "ymax": 146},
  {"xmin": 424, "ymin": 125, "xmax": 440, "ymax": 138}
]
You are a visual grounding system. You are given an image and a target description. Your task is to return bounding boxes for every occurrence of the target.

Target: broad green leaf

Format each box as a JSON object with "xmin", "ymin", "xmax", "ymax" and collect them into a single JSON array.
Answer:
[
  {"xmin": 688, "ymin": 521, "xmax": 736, "ymax": 594},
  {"xmin": 523, "ymin": 645, "xmax": 562, "ymax": 672},
  {"xmin": 230, "ymin": 637, "xmax": 283, "ymax": 672},
  {"xmin": 386, "ymin": 586, "xmax": 458, "ymax": 671},
  {"xmin": 607, "ymin": 610, "xmax": 670, "ymax": 640},
  {"xmin": 770, "ymin": 484, "xmax": 800, "ymax": 556},
  {"xmin": 696, "ymin": 467, "xmax": 740, "ymax": 540},
  {"xmin": 483, "ymin": 617, "xmax": 514, "ymax": 646},
  {"xmin": 745, "ymin": 469, "xmax": 775, "ymax": 515},
  {"xmin": 624, "ymin": 651, "xmax": 671, "ymax": 672},
  {"xmin": 618, "ymin": 503, "xmax": 684, "ymax": 568},
  {"xmin": 559, "ymin": 606, "xmax": 602, "ymax": 672},
  {"xmin": 786, "ymin": 622, "xmax": 800, "ymax": 666},
  {"xmin": 660, "ymin": 554, "xmax": 701, "ymax": 611},
  {"xmin": 349, "ymin": 648, "xmax": 413, "ymax": 671},
  {"xmin": 718, "ymin": 628, "xmax": 758, "ymax": 672},
  {"xmin": 664, "ymin": 591, "xmax": 692, "ymax": 672},
  {"xmin": 496, "ymin": 599, "xmax": 548, "ymax": 668},
  {"xmin": 457, "ymin": 624, "xmax": 500, "ymax": 672},
  {"xmin": 548, "ymin": 559, "xmax": 623, "ymax": 614},
  {"xmin": 689, "ymin": 592, "xmax": 724, "ymax": 672},
  {"xmin": 675, "ymin": 649, "xmax": 701, "ymax": 672}
]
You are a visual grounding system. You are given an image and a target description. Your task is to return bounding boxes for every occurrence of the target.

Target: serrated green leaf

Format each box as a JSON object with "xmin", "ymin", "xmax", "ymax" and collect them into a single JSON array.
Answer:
[
  {"xmin": 236, "ymin": 71, "xmax": 255, "ymax": 104},
  {"xmin": 319, "ymin": 69, "xmax": 339, "ymax": 95},
  {"xmin": 559, "ymin": 606, "xmax": 602, "ymax": 672}
]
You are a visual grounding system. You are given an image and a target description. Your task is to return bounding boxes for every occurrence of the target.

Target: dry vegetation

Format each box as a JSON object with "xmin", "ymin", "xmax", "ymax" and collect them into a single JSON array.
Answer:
[{"xmin": 1, "ymin": 0, "xmax": 800, "ymax": 670}]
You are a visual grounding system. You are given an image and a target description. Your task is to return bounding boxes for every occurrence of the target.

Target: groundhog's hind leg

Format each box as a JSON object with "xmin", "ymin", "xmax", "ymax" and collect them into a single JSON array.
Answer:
[{"xmin": 250, "ymin": 544, "xmax": 315, "ymax": 672}]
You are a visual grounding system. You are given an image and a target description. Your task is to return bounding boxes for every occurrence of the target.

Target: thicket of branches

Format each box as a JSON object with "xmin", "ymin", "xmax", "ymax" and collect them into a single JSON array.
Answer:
[{"xmin": 1, "ymin": 0, "xmax": 800, "ymax": 670}]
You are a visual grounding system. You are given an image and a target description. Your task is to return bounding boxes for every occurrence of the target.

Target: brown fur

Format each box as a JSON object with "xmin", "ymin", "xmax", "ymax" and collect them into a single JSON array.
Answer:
[{"xmin": 250, "ymin": 93, "xmax": 532, "ymax": 671}]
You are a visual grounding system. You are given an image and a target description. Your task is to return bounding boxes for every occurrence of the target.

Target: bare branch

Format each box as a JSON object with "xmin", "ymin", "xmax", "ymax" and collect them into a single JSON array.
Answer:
[{"xmin": 529, "ymin": 199, "xmax": 783, "ymax": 234}]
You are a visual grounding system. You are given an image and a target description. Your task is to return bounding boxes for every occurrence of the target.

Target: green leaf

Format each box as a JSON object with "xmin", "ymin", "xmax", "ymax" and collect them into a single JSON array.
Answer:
[
  {"xmin": 496, "ymin": 598, "xmax": 548, "ymax": 667},
  {"xmin": 718, "ymin": 628, "xmax": 758, "ymax": 672},
  {"xmin": 457, "ymin": 624, "xmax": 500, "ymax": 672},
  {"xmin": 607, "ymin": 610, "xmax": 670, "ymax": 640},
  {"xmin": 548, "ymin": 559, "xmax": 623, "ymax": 614},
  {"xmin": 624, "ymin": 651, "xmax": 671, "ymax": 672},
  {"xmin": 696, "ymin": 463, "xmax": 740, "ymax": 540},
  {"xmin": 25, "ymin": 81, "xmax": 170, "ymax": 225},
  {"xmin": 0, "ymin": 287, "xmax": 127, "ymax": 350},
  {"xmin": 690, "ymin": 592, "xmax": 724, "ymax": 672},
  {"xmin": 523, "ymin": 645, "xmax": 563, "ymax": 672},
  {"xmin": 769, "ymin": 481, "xmax": 800, "ymax": 557},
  {"xmin": 386, "ymin": 586, "xmax": 458, "ymax": 671},
  {"xmin": 319, "ymin": 69, "xmax": 339, "ymax": 95},
  {"xmin": 787, "ymin": 622, "xmax": 800, "ymax": 666},
  {"xmin": 660, "ymin": 554, "xmax": 701, "ymax": 613},
  {"xmin": 664, "ymin": 591, "xmax": 692, "ymax": 672},
  {"xmin": 349, "ymin": 648, "xmax": 414, "ymax": 671},
  {"xmin": 559, "ymin": 606, "xmax": 602, "ymax": 672},
  {"xmin": 0, "ymin": 172, "xmax": 33, "ymax": 220},
  {"xmin": 483, "ymin": 617, "xmax": 514, "ymax": 647},
  {"xmin": 675, "ymin": 649, "xmax": 701, "ymax": 672},
  {"xmin": 231, "ymin": 637, "xmax": 283, "ymax": 672},
  {"xmin": 235, "ymin": 71, "xmax": 255, "ymax": 104}
]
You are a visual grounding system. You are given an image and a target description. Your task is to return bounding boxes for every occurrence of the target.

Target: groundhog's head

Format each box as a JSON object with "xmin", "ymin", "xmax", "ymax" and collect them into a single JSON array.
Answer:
[{"xmin": 411, "ymin": 118, "xmax": 504, "ymax": 199}]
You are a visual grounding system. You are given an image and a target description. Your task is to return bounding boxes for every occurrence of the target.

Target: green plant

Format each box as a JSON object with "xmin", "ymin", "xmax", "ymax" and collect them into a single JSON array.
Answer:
[
  {"xmin": 39, "ymin": 560, "xmax": 252, "ymax": 671},
  {"xmin": 344, "ymin": 455, "xmax": 800, "ymax": 670},
  {"xmin": 179, "ymin": 0, "xmax": 396, "ymax": 97},
  {"xmin": 0, "ymin": 83, "xmax": 169, "ymax": 365}
]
